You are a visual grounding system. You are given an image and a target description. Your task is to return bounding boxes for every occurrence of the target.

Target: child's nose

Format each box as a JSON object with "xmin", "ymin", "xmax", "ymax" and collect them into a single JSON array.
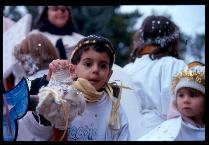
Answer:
[
  {"xmin": 183, "ymin": 95, "xmax": 191, "ymax": 103},
  {"xmin": 92, "ymin": 64, "xmax": 99, "ymax": 73}
]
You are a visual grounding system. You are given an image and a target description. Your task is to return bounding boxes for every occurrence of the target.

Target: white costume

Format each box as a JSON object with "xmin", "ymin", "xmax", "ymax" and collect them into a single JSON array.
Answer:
[
  {"xmin": 16, "ymin": 111, "xmax": 53, "ymax": 141},
  {"xmin": 138, "ymin": 116, "xmax": 205, "ymax": 141},
  {"xmin": 123, "ymin": 55, "xmax": 187, "ymax": 137},
  {"xmin": 110, "ymin": 64, "xmax": 142, "ymax": 140},
  {"xmin": 3, "ymin": 16, "xmax": 15, "ymax": 32},
  {"xmin": 30, "ymin": 30, "xmax": 84, "ymax": 60},
  {"xmin": 3, "ymin": 14, "xmax": 32, "ymax": 80},
  {"xmin": 16, "ymin": 92, "xmax": 130, "ymax": 141},
  {"xmin": 138, "ymin": 100, "xmax": 205, "ymax": 141}
]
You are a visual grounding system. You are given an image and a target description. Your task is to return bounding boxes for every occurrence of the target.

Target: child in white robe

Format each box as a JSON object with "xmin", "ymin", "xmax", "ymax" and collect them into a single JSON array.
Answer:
[{"xmin": 123, "ymin": 15, "xmax": 187, "ymax": 137}]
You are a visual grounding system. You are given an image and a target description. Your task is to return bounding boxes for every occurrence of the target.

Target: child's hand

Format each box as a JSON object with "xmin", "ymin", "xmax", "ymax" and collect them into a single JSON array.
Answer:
[
  {"xmin": 47, "ymin": 59, "xmax": 69, "ymax": 81},
  {"xmin": 36, "ymin": 85, "xmax": 86, "ymax": 130}
]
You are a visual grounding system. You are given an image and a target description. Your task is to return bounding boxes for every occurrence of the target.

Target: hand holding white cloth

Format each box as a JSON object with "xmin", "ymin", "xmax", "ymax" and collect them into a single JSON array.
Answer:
[
  {"xmin": 36, "ymin": 68, "xmax": 86, "ymax": 129},
  {"xmin": 36, "ymin": 85, "xmax": 85, "ymax": 129}
]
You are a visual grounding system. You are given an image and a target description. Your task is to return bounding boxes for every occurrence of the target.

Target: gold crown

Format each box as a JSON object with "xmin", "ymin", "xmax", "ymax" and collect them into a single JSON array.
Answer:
[{"xmin": 172, "ymin": 69, "xmax": 205, "ymax": 93}]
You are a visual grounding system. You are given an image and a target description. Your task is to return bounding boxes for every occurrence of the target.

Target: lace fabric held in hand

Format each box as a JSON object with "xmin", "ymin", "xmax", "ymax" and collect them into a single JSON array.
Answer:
[
  {"xmin": 48, "ymin": 67, "xmax": 73, "ymax": 87},
  {"xmin": 36, "ymin": 67, "xmax": 86, "ymax": 140}
]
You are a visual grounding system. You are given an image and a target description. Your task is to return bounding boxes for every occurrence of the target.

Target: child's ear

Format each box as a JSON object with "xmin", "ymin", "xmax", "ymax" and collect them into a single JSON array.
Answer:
[{"xmin": 69, "ymin": 64, "xmax": 77, "ymax": 79}]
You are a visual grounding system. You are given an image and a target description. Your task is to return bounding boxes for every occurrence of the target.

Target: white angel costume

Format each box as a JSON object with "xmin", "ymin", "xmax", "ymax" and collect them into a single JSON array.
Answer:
[{"xmin": 123, "ymin": 55, "xmax": 187, "ymax": 137}]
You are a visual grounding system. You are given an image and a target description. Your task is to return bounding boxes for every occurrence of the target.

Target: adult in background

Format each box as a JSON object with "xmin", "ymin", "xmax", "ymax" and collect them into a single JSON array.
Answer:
[{"xmin": 31, "ymin": 6, "xmax": 84, "ymax": 60}]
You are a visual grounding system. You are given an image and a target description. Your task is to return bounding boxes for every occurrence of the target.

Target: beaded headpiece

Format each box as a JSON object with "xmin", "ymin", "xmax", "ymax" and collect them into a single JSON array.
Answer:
[
  {"xmin": 70, "ymin": 35, "xmax": 115, "ymax": 65},
  {"xmin": 130, "ymin": 15, "xmax": 180, "ymax": 60}
]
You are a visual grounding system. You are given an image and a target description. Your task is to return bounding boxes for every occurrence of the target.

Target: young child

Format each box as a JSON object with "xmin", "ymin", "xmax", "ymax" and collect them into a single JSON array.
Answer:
[
  {"xmin": 123, "ymin": 15, "xmax": 188, "ymax": 137},
  {"xmin": 16, "ymin": 35, "xmax": 130, "ymax": 141},
  {"xmin": 138, "ymin": 66, "xmax": 205, "ymax": 141},
  {"xmin": 12, "ymin": 33, "xmax": 60, "ymax": 85}
]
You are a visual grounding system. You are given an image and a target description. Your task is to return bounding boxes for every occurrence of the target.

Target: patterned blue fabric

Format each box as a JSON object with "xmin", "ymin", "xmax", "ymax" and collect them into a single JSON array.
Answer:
[{"xmin": 3, "ymin": 78, "xmax": 29, "ymax": 141}]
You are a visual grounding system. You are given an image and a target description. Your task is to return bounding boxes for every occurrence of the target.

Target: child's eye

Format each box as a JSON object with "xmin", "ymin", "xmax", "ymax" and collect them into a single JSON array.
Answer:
[
  {"xmin": 188, "ymin": 89, "xmax": 201, "ymax": 98},
  {"xmin": 100, "ymin": 63, "xmax": 108, "ymax": 69},
  {"xmin": 177, "ymin": 93, "xmax": 184, "ymax": 98},
  {"xmin": 189, "ymin": 93, "xmax": 196, "ymax": 98},
  {"xmin": 84, "ymin": 62, "xmax": 92, "ymax": 67}
]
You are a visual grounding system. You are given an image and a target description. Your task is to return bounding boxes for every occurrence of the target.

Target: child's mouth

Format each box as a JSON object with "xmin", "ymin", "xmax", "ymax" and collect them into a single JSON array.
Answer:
[
  {"xmin": 182, "ymin": 107, "xmax": 192, "ymax": 111},
  {"xmin": 89, "ymin": 79, "xmax": 99, "ymax": 85}
]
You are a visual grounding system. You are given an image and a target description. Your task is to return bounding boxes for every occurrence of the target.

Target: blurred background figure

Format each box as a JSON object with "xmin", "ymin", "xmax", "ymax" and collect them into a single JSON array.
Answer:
[
  {"xmin": 3, "ymin": 6, "xmax": 16, "ymax": 90},
  {"xmin": 123, "ymin": 15, "xmax": 188, "ymax": 137},
  {"xmin": 188, "ymin": 61, "xmax": 204, "ymax": 69},
  {"xmin": 3, "ymin": 6, "xmax": 15, "ymax": 32},
  {"xmin": 31, "ymin": 6, "xmax": 84, "ymax": 60},
  {"xmin": 12, "ymin": 33, "xmax": 59, "ymax": 85},
  {"xmin": 3, "ymin": 16, "xmax": 15, "ymax": 32},
  {"xmin": 109, "ymin": 64, "xmax": 142, "ymax": 140}
]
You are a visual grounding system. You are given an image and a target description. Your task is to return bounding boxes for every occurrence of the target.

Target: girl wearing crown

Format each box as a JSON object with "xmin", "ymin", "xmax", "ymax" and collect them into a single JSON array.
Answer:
[{"xmin": 138, "ymin": 66, "xmax": 205, "ymax": 141}]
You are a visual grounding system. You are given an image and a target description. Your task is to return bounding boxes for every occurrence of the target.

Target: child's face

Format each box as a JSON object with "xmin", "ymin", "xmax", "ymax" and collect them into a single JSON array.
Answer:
[
  {"xmin": 71, "ymin": 48, "xmax": 113, "ymax": 91},
  {"xmin": 176, "ymin": 87, "xmax": 204, "ymax": 119}
]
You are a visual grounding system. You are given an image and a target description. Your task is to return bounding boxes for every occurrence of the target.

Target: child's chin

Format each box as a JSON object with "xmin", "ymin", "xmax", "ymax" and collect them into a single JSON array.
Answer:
[
  {"xmin": 181, "ymin": 110, "xmax": 193, "ymax": 117},
  {"xmin": 89, "ymin": 81, "xmax": 97, "ymax": 87}
]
